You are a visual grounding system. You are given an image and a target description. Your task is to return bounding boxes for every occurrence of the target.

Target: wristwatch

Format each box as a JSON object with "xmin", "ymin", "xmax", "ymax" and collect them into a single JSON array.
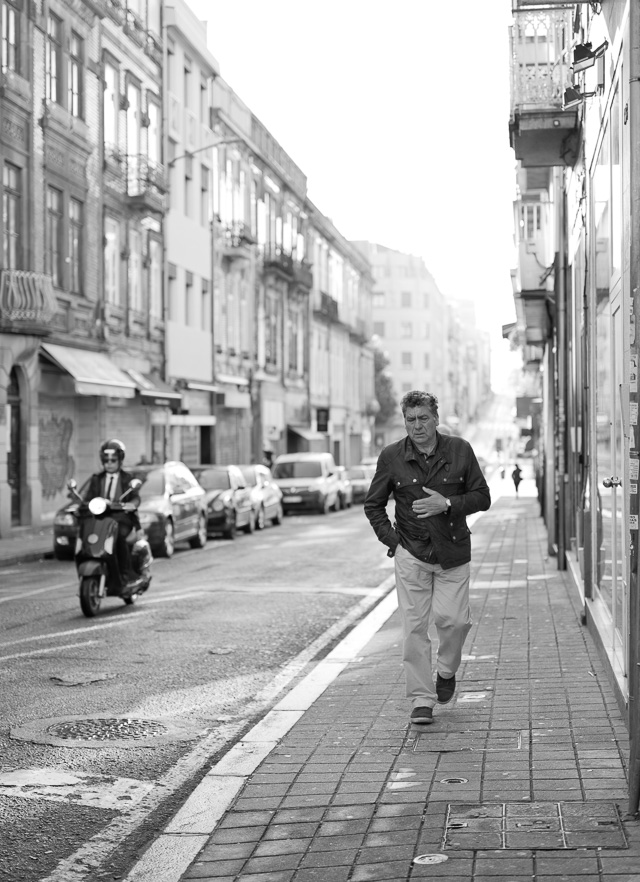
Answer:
[{"xmin": 444, "ymin": 498, "xmax": 451, "ymax": 515}]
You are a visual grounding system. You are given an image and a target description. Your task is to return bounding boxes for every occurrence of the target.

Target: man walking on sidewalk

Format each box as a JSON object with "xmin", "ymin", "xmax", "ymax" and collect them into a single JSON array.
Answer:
[{"xmin": 364, "ymin": 390, "xmax": 491, "ymax": 725}]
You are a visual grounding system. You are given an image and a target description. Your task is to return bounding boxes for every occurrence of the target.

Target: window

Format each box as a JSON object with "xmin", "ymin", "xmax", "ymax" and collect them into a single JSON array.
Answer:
[
  {"xmin": 46, "ymin": 186, "xmax": 63, "ymax": 286},
  {"xmin": 103, "ymin": 62, "xmax": 118, "ymax": 150},
  {"xmin": 149, "ymin": 238, "xmax": 162, "ymax": 318},
  {"xmin": 68, "ymin": 33, "xmax": 83, "ymax": 118},
  {"xmin": 1, "ymin": 1, "xmax": 19, "ymax": 73},
  {"xmin": 265, "ymin": 290, "xmax": 279, "ymax": 367},
  {"xmin": 424, "ymin": 323, "xmax": 430, "ymax": 339},
  {"xmin": 423, "ymin": 291, "xmax": 430, "ymax": 308},
  {"xmin": 2, "ymin": 163, "xmax": 21, "ymax": 269},
  {"xmin": 46, "ymin": 13, "xmax": 62, "ymax": 104},
  {"xmin": 401, "ymin": 291, "xmax": 412, "ymax": 308},
  {"xmin": 104, "ymin": 216, "xmax": 120, "ymax": 305},
  {"xmin": 128, "ymin": 228, "xmax": 142, "ymax": 311},
  {"xmin": 401, "ymin": 351, "xmax": 412, "ymax": 368},
  {"xmin": 200, "ymin": 165, "xmax": 209, "ymax": 225},
  {"xmin": 373, "ymin": 291, "xmax": 385, "ymax": 308},
  {"xmin": 185, "ymin": 272, "xmax": 193, "ymax": 326},
  {"xmin": 147, "ymin": 100, "xmax": 160, "ymax": 164},
  {"xmin": 424, "ymin": 353, "xmax": 430, "ymax": 369},
  {"xmin": 69, "ymin": 198, "xmax": 82, "ymax": 294},
  {"xmin": 373, "ymin": 322, "xmax": 385, "ymax": 337},
  {"xmin": 183, "ymin": 58, "xmax": 191, "ymax": 108},
  {"xmin": 201, "ymin": 280, "xmax": 210, "ymax": 331},
  {"xmin": 401, "ymin": 322, "xmax": 412, "ymax": 338},
  {"xmin": 127, "ymin": 81, "xmax": 141, "ymax": 161},
  {"xmin": 520, "ymin": 203, "xmax": 541, "ymax": 240},
  {"xmin": 288, "ymin": 302, "xmax": 302, "ymax": 372}
]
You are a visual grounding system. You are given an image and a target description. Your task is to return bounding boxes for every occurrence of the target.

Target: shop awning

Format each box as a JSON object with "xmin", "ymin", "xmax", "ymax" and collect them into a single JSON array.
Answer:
[
  {"xmin": 126, "ymin": 368, "xmax": 182, "ymax": 411},
  {"xmin": 287, "ymin": 425, "xmax": 328, "ymax": 442},
  {"xmin": 41, "ymin": 343, "xmax": 137, "ymax": 398}
]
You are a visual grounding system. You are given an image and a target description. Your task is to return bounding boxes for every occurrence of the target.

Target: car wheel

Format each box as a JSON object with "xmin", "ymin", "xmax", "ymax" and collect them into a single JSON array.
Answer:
[
  {"xmin": 255, "ymin": 506, "xmax": 266, "ymax": 530},
  {"xmin": 189, "ymin": 513, "xmax": 208, "ymax": 549},
  {"xmin": 243, "ymin": 510, "xmax": 255, "ymax": 534},
  {"xmin": 158, "ymin": 520, "xmax": 175, "ymax": 558},
  {"xmin": 272, "ymin": 504, "xmax": 283, "ymax": 525},
  {"xmin": 223, "ymin": 513, "xmax": 237, "ymax": 540}
]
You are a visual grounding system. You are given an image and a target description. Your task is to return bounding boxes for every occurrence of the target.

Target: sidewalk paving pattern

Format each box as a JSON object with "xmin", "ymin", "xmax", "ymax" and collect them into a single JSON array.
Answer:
[{"xmin": 162, "ymin": 494, "xmax": 640, "ymax": 882}]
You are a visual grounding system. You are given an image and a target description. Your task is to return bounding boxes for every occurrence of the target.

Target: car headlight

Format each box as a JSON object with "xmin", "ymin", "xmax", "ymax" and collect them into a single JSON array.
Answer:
[{"xmin": 54, "ymin": 512, "xmax": 76, "ymax": 527}]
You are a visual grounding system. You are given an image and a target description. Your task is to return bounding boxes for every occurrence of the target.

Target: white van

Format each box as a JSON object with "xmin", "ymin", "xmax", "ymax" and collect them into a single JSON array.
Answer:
[{"xmin": 271, "ymin": 452, "xmax": 339, "ymax": 515}]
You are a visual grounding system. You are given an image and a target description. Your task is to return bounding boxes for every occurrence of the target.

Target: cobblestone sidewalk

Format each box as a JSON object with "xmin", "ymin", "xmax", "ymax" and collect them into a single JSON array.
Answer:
[{"xmin": 166, "ymin": 494, "xmax": 639, "ymax": 881}]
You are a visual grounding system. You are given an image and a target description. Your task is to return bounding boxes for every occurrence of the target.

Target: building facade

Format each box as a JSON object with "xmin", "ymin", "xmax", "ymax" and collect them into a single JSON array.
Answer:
[
  {"xmin": 353, "ymin": 242, "xmax": 490, "ymax": 448},
  {"xmin": 0, "ymin": 0, "xmax": 169, "ymax": 538},
  {"xmin": 508, "ymin": 0, "xmax": 640, "ymax": 807}
]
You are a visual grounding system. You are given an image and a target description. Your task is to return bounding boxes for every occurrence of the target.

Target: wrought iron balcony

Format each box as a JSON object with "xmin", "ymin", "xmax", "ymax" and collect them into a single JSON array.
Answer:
[
  {"xmin": 293, "ymin": 260, "xmax": 313, "ymax": 289},
  {"xmin": 509, "ymin": 7, "xmax": 579, "ymax": 167},
  {"xmin": 263, "ymin": 247, "xmax": 294, "ymax": 280},
  {"xmin": 124, "ymin": 9, "xmax": 147, "ymax": 47},
  {"xmin": 219, "ymin": 222, "xmax": 254, "ymax": 262},
  {"xmin": 103, "ymin": 0, "xmax": 125, "ymax": 24},
  {"xmin": 314, "ymin": 290, "xmax": 339, "ymax": 322},
  {"xmin": 127, "ymin": 155, "xmax": 167, "ymax": 214},
  {"xmin": 0, "ymin": 270, "xmax": 57, "ymax": 334}
]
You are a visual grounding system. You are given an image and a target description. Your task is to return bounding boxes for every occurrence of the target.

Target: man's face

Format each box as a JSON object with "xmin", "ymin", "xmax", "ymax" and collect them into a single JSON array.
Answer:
[
  {"xmin": 404, "ymin": 405, "xmax": 439, "ymax": 451},
  {"xmin": 102, "ymin": 452, "xmax": 121, "ymax": 474}
]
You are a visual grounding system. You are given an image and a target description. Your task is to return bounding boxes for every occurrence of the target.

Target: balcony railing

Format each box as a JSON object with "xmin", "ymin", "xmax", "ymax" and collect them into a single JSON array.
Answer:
[
  {"xmin": 104, "ymin": 0, "xmax": 125, "ymax": 24},
  {"xmin": 293, "ymin": 260, "xmax": 313, "ymax": 289},
  {"xmin": 219, "ymin": 222, "xmax": 254, "ymax": 261},
  {"xmin": 0, "ymin": 270, "xmax": 57, "ymax": 332},
  {"xmin": 315, "ymin": 290, "xmax": 339, "ymax": 322},
  {"xmin": 510, "ymin": 8, "xmax": 573, "ymax": 113},
  {"xmin": 127, "ymin": 155, "xmax": 167, "ymax": 212},
  {"xmin": 263, "ymin": 247, "xmax": 294, "ymax": 279}
]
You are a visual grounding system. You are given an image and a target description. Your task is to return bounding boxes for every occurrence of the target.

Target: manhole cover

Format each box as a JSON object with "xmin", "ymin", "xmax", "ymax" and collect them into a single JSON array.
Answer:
[
  {"xmin": 10, "ymin": 715, "xmax": 200, "ymax": 748},
  {"xmin": 443, "ymin": 802, "xmax": 627, "ymax": 850},
  {"xmin": 46, "ymin": 718, "xmax": 168, "ymax": 741}
]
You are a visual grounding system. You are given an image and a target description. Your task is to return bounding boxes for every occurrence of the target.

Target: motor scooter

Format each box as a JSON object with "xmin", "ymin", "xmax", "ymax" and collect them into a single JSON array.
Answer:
[{"xmin": 67, "ymin": 478, "xmax": 153, "ymax": 617}]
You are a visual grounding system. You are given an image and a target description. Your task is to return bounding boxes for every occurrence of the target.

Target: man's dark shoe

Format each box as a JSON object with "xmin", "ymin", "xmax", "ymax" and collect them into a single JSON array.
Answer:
[
  {"xmin": 410, "ymin": 706, "xmax": 433, "ymax": 725},
  {"xmin": 436, "ymin": 673, "xmax": 456, "ymax": 704}
]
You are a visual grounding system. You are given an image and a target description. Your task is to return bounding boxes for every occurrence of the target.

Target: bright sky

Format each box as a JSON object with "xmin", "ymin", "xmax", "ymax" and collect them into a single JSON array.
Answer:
[{"xmin": 185, "ymin": 0, "xmax": 520, "ymax": 383}]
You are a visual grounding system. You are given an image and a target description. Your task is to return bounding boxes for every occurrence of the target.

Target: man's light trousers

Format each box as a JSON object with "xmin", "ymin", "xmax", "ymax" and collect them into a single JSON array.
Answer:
[{"xmin": 394, "ymin": 545, "xmax": 472, "ymax": 709}]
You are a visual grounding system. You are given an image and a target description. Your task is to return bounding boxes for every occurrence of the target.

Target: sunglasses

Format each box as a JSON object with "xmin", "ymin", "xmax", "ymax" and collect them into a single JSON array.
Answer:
[{"xmin": 102, "ymin": 455, "xmax": 119, "ymax": 462}]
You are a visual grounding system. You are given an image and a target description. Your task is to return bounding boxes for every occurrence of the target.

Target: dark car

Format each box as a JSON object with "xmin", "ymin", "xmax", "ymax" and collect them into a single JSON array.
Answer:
[
  {"xmin": 190, "ymin": 464, "xmax": 253, "ymax": 539},
  {"xmin": 53, "ymin": 461, "xmax": 208, "ymax": 560},
  {"xmin": 348, "ymin": 465, "xmax": 375, "ymax": 504},
  {"xmin": 237, "ymin": 464, "xmax": 284, "ymax": 530}
]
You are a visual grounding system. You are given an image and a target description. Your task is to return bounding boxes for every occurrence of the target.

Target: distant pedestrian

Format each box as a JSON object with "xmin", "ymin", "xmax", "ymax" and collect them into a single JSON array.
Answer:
[
  {"xmin": 512, "ymin": 463, "xmax": 522, "ymax": 495},
  {"xmin": 364, "ymin": 390, "xmax": 491, "ymax": 727}
]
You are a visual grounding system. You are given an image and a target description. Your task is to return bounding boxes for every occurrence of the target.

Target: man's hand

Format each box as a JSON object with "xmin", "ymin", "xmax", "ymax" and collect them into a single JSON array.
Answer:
[{"xmin": 412, "ymin": 487, "xmax": 449, "ymax": 519}]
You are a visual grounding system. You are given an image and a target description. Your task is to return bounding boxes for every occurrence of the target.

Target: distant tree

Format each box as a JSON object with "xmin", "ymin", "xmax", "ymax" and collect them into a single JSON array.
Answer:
[{"xmin": 374, "ymin": 347, "xmax": 398, "ymax": 425}]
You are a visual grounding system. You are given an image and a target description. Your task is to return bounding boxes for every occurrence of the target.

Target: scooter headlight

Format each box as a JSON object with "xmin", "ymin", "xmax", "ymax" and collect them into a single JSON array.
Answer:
[{"xmin": 89, "ymin": 497, "xmax": 108, "ymax": 516}]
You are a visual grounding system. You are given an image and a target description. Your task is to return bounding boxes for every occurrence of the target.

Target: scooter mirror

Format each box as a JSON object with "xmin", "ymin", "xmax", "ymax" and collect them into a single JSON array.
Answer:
[
  {"xmin": 129, "ymin": 479, "xmax": 143, "ymax": 490},
  {"xmin": 88, "ymin": 497, "xmax": 108, "ymax": 516},
  {"xmin": 67, "ymin": 479, "xmax": 78, "ymax": 490}
]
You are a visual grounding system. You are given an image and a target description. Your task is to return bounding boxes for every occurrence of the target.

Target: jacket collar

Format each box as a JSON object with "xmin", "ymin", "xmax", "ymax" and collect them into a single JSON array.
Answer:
[{"xmin": 403, "ymin": 432, "xmax": 453, "ymax": 464}]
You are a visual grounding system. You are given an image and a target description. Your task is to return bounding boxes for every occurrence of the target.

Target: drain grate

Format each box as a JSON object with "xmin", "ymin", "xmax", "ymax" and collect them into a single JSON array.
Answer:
[
  {"xmin": 10, "ymin": 714, "xmax": 200, "ymax": 748},
  {"xmin": 46, "ymin": 718, "xmax": 168, "ymax": 741},
  {"xmin": 443, "ymin": 802, "xmax": 627, "ymax": 850}
]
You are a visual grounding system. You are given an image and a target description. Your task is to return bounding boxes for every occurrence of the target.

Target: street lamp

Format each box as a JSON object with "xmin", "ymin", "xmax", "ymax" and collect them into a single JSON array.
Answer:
[{"xmin": 168, "ymin": 137, "xmax": 244, "ymax": 168}]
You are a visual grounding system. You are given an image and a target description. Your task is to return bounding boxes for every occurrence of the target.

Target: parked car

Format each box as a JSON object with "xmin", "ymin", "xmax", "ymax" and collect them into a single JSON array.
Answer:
[
  {"xmin": 334, "ymin": 465, "xmax": 353, "ymax": 510},
  {"xmin": 53, "ymin": 461, "xmax": 208, "ymax": 560},
  {"xmin": 190, "ymin": 464, "xmax": 253, "ymax": 539},
  {"xmin": 360, "ymin": 455, "xmax": 378, "ymax": 467},
  {"xmin": 237, "ymin": 464, "xmax": 284, "ymax": 529},
  {"xmin": 348, "ymin": 464, "xmax": 376, "ymax": 504},
  {"xmin": 272, "ymin": 452, "xmax": 340, "ymax": 515}
]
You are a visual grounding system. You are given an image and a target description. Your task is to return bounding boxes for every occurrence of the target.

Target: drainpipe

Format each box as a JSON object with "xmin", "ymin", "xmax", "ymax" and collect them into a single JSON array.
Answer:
[
  {"xmin": 556, "ymin": 173, "xmax": 567, "ymax": 570},
  {"xmin": 627, "ymin": 0, "xmax": 640, "ymax": 818}
]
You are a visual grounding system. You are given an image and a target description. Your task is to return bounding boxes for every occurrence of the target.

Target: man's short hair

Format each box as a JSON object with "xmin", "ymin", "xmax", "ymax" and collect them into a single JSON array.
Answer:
[{"xmin": 400, "ymin": 390, "xmax": 439, "ymax": 417}]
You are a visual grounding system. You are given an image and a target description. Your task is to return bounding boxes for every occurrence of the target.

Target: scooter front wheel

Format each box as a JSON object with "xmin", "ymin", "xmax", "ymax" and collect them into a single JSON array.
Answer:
[{"xmin": 80, "ymin": 576, "xmax": 101, "ymax": 617}]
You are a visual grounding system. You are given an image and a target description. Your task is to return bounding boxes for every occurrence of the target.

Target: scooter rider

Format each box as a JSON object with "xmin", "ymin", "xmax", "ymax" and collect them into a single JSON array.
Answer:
[{"xmin": 83, "ymin": 439, "xmax": 142, "ymax": 587}]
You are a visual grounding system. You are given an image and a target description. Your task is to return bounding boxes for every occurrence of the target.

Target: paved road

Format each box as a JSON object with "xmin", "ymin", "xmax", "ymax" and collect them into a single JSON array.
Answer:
[{"xmin": 0, "ymin": 505, "xmax": 394, "ymax": 882}]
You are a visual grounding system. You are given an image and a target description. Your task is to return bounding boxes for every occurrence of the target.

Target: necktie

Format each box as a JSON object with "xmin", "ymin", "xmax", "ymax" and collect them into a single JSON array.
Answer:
[{"xmin": 106, "ymin": 476, "xmax": 114, "ymax": 500}]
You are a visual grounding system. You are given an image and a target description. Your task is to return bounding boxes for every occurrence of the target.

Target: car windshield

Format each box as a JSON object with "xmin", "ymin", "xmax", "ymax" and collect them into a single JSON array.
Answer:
[
  {"xmin": 194, "ymin": 469, "xmax": 231, "ymax": 491},
  {"xmin": 131, "ymin": 468, "xmax": 165, "ymax": 496},
  {"xmin": 273, "ymin": 461, "xmax": 322, "ymax": 479},
  {"xmin": 348, "ymin": 467, "xmax": 370, "ymax": 480}
]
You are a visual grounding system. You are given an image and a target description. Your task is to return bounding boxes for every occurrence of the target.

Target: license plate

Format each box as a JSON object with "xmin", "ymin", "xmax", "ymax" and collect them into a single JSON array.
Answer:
[{"xmin": 284, "ymin": 495, "xmax": 302, "ymax": 503}]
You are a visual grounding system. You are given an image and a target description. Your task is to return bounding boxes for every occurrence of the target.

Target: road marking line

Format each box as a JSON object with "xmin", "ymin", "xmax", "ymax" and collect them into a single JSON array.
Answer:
[
  {"xmin": 0, "ymin": 582, "xmax": 73, "ymax": 604},
  {"xmin": 0, "ymin": 641, "xmax": 98, "ymax": 661},
  {"xmin": 0, "ymin": 618, "xmax": 137, "ymax": 649}
]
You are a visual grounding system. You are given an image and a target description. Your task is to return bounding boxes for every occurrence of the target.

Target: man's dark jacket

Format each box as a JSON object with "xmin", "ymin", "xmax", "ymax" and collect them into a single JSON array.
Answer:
[
  {"xmin": 364, "ymin": 432, "xmax": 490, "ymax": 570},
  {"xmin": 83, "ymin": 468, "xmax": 141, "ymax": 531}
]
